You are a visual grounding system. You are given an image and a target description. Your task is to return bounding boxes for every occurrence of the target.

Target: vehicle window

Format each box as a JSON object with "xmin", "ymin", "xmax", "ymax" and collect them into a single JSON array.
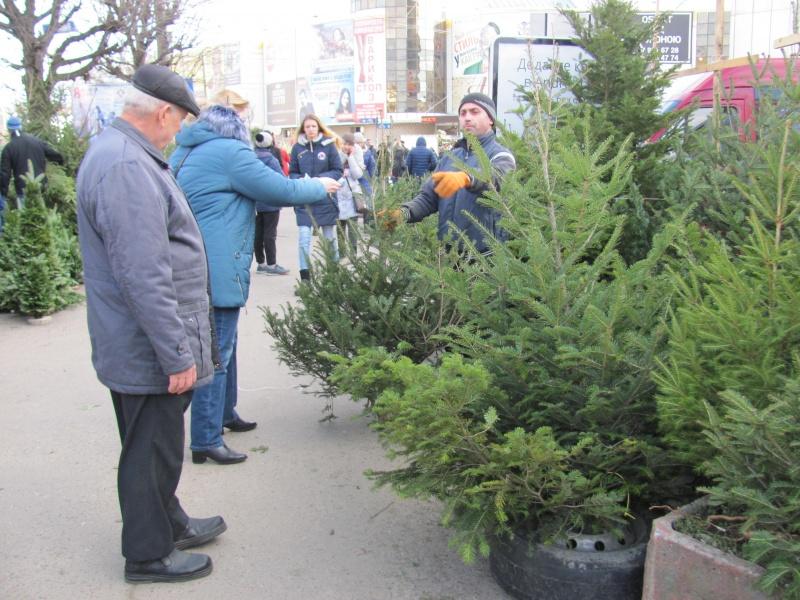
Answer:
[
  {"xmin": 669, "ymin": 105, "xmax": 739, "ymax": 136},
  {"xmin": 754, "ymin": 86, "xmax": 783, "ymax": 102}
]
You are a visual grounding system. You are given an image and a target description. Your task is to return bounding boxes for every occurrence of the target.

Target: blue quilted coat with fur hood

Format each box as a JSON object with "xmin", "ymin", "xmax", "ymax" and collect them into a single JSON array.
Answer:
[{"xmin": 170, "ymin": 106, "xmax": 327, "ymax": 307}]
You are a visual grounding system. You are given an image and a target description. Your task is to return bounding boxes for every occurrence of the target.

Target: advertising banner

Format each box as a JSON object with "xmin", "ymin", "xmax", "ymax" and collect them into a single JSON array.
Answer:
[
  {"xmin": 452, "ymin": 17, "xmax": 532, "ymax": 101},
  {"xmin": 353, "ymin": 12, "xmax": 386, "ymax": 124},
  {"xmin": 309, "ymin": 69, "xmax": 355, "ymax": 123},
  {"xmin": 309, "ymin": 20, "xmax": 356, "ymax": 124},
  {"xmin": 71, "ymin": 82, "xmax": 128, "ymax": 137},
  {"xmin": 267, "ymin": 80, "xmax": 296, "ymax": 126},
  {"xmin": 296, "ymin": 77, "xmax": 315, "ymax": 124}
]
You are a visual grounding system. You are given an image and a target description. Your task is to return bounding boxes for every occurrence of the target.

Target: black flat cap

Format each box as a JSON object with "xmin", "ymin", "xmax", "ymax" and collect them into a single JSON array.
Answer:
[{"xmin": 132, "ymin": 64, "xmax": 201, "ymax": 116}]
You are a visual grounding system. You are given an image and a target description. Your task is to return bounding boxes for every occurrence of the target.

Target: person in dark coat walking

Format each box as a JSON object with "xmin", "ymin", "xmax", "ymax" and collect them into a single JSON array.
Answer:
[
  {"xmin": 289, "ymin": 113, "xmax": 343, "ymax": 282},
  {"xmin": 0, "ymin": 116, "xmax": 63, "ymax": 209},
  {"xmin": 405, "ymin": 136, "xmax": 437, "ymax": 177},
  {"xmin": 390, "ymin": 139, "xmax": 408, "ymax": 182},
  {"xmin": 253, "ymin": 131, "xmax": 290, "ymax": 275},
  {"xmin": 76, "ymin": 64, "xmax": 224, "ymax": 584}
]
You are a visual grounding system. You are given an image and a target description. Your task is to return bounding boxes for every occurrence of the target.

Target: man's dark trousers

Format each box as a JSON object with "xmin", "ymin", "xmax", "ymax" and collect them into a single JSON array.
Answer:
[{"xmin": 111, "ymin": 391, "xmax": 192, "ymax": 561}]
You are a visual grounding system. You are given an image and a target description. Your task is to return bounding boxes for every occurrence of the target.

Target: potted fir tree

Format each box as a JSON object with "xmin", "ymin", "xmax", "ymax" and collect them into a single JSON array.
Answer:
[
  {"xmin": 647, "ymin": 73, "xmax": 800, "ymax": 600},
  {"xmin": 329, "ymin": 105, "xmax": 692, "ymax": 599}
]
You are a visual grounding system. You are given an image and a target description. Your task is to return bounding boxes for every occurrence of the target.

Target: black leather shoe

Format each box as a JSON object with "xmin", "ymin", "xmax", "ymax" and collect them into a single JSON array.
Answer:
[
  {"xmin": 174, "ymin": 516, "xmax": 227, "ymax": 550},
  {"xmin": 124, "ymin": 548, "xmax": 212, "ymax": 583},
  {"xmin": 224, "ymin": 416, "xmax": 257, "ymax": 432},
  {"xmin": 192, "ymin": 443, "xmax": 247, "ymax": 465}
]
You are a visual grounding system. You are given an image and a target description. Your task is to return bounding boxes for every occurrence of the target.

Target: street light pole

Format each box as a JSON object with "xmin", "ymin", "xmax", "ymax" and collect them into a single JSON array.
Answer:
[{"xmin": 715, "ymin": 0, "xmax": 725, "ymax": 61}]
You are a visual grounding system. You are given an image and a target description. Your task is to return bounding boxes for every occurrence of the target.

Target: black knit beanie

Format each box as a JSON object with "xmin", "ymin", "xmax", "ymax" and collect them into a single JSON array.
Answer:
[{"xmin": 458, "ymin": 93, "xmax": 497, "ymax": 125}]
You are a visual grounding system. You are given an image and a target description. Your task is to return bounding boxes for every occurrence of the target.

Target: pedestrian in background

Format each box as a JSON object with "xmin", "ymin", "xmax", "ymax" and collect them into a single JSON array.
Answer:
[
  {"xmin": 336, "ymin": 132, "xmax": 365, "ymax": 254},
  {"xmin": 0, "ymin": 116, "xmax": 63, "ymax": 211},
  {"xmin": 353, "ymin": 132, "xmax": 375, "ymax": 191},
  {"xmin": 289, "ymin": 113, "xmax": 343, "ymax": 283},
  {"xmin": 405, "ymin": 136, "xmax": 438, "ymax": 177},
  {"xmin": 253, "ymin": 130, "xmax": 290, "ymax": 276},
  {"xmin": 76, "ymin": 64, "xmax": 224, "ymax": 584},
  {"xmin": 272, "ymin": 132, "xmax": 290, "ymax": 175},
  {"xmin": 390, "ymin": 138, "xmax": 408, "ymax": 182}
]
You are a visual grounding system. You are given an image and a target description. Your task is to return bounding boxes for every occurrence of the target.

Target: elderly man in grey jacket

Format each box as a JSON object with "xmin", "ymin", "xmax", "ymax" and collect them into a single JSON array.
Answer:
[{"xmin": 77, "ymin": 64, "xmax": 224, "ymax": 584}]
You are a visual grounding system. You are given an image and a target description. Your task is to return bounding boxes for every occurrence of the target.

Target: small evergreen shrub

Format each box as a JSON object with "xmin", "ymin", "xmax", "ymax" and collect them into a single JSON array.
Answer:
[
  {"xmin": 262, "ymin": 175, "xmax": 461, "ymax": 410},
  {"xmin": 702, "ymin": 386, "xmax": 800, "ymax": 598},
  {"xmin": 43, "ymin": 163, "xmax": 78, "ymax": 233},
  {"xmin": 656, "ymin": 106, "xmax": 800, "ymax": 596},
  {"xmin": 558, "ymin": 0, "xmax": 680, "ymax": 263},
  {"xmin": 0, "ymin": 210, "xmax": 22, "ymax": 311},
  {"xmin": 0, "ymin": 175, "xmax": 81, "ymax": 316},
  {"xmin": 656, "ymin": 120, "xmax": 800, "ymax": 466}
]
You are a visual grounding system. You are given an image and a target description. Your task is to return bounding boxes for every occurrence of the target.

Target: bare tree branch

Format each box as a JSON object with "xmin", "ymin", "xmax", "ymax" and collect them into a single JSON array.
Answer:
[
  {"xmin": 0, "ymin": 0, "xmax": 121, "ymax": 129},
  {"xmin": 101, "ymin": 0, "xmax": 205, "ymax": 80}
]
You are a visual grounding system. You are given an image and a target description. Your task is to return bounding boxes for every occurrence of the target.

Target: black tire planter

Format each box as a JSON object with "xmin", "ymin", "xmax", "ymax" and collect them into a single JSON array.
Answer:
[{"xmin": 489, "ymin": 518, "xmax": 649, "ymax": 600}]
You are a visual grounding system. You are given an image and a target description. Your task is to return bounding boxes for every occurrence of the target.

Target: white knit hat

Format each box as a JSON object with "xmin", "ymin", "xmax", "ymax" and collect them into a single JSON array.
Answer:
[{"xmin": 254, "ymin": 131, "xmax": 273, "ymax": 148}]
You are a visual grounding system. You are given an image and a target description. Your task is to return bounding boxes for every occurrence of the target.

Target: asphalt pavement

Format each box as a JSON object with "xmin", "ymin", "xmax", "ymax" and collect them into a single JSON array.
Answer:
[{"xmin": 0, "ymin": 211, "xmax": 509, "ymax": 600}]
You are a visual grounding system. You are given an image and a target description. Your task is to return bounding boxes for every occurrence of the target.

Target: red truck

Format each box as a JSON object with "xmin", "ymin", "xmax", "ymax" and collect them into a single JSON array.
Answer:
[{"xmin": 650, "ymin": 57, "xmax": 793, "ymax": 142}]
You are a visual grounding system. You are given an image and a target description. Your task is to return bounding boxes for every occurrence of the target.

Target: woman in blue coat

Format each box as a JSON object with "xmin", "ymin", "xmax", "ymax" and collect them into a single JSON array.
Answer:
[
  {"xmin": 170, "ymin": 105, "xmax": 340, "ymax": 465},
  {"xmin": 289, "ymin": 114, "xmax": 343, "ymax": 282}
]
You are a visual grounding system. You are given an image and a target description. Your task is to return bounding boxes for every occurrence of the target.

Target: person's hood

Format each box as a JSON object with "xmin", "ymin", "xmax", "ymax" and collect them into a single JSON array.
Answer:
[
  {"xmin": 415, "ymin": 136, "xmax": 426, "ymax": 147},
  {"xmin": 175, "ymin": 105, "xmax": 250, "ymax": 148},
  {"xmin": 298, "ymin": 133, "xmax": 323, "ymax": 146}
]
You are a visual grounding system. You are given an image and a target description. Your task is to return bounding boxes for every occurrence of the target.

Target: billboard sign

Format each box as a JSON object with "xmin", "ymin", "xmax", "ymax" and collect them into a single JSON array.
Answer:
[
  {"xmin": 490, "ymin": 37, "xmax": 588, "ymax": 134},
  {"xmin": 310, "ymin": 20, "xmax": 356, "ymax": 124},
  {"xmin": 267, "ymin": 80, "xmax": 296, "ymax": 126},
  {"xmin": 639, "ymin": 12, "xmax": 692, "ymax": 64},
  {"xmin": 354, "ymin": 12, "xmax": 386, "ymax": 124}
]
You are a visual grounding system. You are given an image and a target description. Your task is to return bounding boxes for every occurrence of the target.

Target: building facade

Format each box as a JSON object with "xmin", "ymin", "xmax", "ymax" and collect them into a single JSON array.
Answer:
[{"xmin": 178, "ymin": 0, "xmax": 797, "ymax": 146}]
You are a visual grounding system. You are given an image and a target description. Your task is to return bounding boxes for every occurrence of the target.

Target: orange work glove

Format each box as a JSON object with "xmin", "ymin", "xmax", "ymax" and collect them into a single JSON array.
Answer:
[
  {"xmin": 431, "ymin": 171, "xmax": 471, "ymax": 198},
  {"xmin": 376, "ymin": 208, "xmax": 405, "ymax": 232}
]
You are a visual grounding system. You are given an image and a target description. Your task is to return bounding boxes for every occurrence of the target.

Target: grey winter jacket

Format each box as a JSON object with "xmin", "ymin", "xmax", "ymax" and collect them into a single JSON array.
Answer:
[
  {"xmin": 402, "ymin": 131, "xmax": 516, "ymax": 254},
  {"xmin": 76, "ymin": 118, "xmax": 214, "ymax": 394}
]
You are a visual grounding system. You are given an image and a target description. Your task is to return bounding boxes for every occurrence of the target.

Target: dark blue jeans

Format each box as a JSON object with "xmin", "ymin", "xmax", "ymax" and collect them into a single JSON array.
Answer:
[{"xmin": 190, "ymin": 306, "xmax": 240, "ymax": 451}]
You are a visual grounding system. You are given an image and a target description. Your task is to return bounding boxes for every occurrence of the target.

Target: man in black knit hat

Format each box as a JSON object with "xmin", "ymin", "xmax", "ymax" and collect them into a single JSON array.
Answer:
[{"xmin": 380, "ymin": 92, "xmax": 516, "ymax": 255}]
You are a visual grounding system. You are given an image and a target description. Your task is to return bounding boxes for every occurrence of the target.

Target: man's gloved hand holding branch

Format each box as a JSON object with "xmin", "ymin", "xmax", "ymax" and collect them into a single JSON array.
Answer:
[{"xmin": 376, "ymin": 207, "xmax": 409, "ymax": 232}]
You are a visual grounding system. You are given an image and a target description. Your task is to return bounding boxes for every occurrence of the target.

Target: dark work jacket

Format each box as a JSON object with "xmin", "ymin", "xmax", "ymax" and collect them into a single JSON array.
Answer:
[
  {"xmin": 403, "ymin": 131, "xmax": 516, "ymax": 254},
  {"xmin": 255, "ymin": 148, "xmax": 284, "ymax": 213},
  {"xmin": 0, "ymin": 132, "xmax": 63, "ymax": 196},
  {"xmin": 289, "ymin": 134, "xmax": 343, "ymax": 227}
]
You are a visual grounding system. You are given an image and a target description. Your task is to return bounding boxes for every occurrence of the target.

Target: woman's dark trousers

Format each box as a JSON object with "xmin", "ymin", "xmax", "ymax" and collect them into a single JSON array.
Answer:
[{"xmin": 254, "ymin": 211, "xmax": 280, "ymax": 265}]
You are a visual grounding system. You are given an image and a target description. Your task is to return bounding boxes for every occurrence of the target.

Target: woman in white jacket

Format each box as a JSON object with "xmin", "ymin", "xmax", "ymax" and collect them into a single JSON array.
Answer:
[{"xmin": 336, "ymin": 133, "xmax": 366, "ymax": 255}]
